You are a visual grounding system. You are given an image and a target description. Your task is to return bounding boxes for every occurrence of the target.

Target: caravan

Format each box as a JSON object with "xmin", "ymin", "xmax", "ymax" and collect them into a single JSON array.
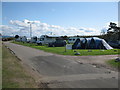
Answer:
[
  {"xmin": 21, "ymin": 36, "xmax": 27, "ymax": 42},
  {"xmin": 36, "ymin": 35, "xmax": 60, "ymax": 45},
  {"xmin": 16, "ymin": 36, "xmax": 27, "ymax": 42},
  {"xmin": 30, "ymin": 36, "xmax": 37, "ymax": 43},
  {"xmin": 68, "ymin": 37, "xmax": 80, "ymax": 44}
]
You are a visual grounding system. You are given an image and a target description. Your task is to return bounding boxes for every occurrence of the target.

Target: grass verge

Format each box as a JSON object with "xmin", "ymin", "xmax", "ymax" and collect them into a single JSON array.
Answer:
[
  {"xmin": 107, "ymin": 59, "xmax": 120, "ymax": 68},
  {"xmin": 2, "ymin": 44, "xmax": 38, "ymax": 88},
  {"xmin": 0, "ymin": 41, "xmax": 2, "ymax": 89},
  {"xmin": 12, "ymin": 41, "xmax": 119, "ymax": 56}
]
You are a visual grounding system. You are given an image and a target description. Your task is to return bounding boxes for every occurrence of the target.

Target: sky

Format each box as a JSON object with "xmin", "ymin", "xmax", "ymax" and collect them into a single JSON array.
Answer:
[{"xmin": 1, "ymin": 2, "xmax": 118, "ymax": 37}]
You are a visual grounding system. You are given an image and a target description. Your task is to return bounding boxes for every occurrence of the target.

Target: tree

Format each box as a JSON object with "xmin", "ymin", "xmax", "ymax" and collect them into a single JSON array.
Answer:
[
  {"xmin": 15, "ymin": 35, "xmax": 19, "ymax": 39},
  {"xmin": 77, "ymin": 35, "xmax": 79, "ymax": 37},
  {"xmin": 107, "ymin": 22, "xmax": 119, "ymax": 34},
  {"xmin": 61, "ymin": 35, "xmax": 68, "ymax": 40},
  {"xmin": 106, "ymin": 22, "xmax": 120, "ymax": 41}
]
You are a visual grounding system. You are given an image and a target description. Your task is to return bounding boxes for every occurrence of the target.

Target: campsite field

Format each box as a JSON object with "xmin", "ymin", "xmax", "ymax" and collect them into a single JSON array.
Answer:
[{"xmin": 12, "ymin": 41, "xmax": 119, "ymax": 56}]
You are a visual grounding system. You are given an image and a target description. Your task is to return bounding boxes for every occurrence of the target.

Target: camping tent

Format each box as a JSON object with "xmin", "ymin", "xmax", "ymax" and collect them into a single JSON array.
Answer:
[
  {"xmin": 72, "ymin": 38, "xmax": 84, "ymax": 49},
  {"xmin": 72, "ymin": 37, "xmax": 113, "ymax": 50}
]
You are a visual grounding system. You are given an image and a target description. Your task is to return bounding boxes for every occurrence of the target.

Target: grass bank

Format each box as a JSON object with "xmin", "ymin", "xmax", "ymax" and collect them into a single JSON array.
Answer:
[
  {"xmin": 12, "ymin": 41, "xmax": 119, "ymax": 56},
  {"xmin": 2, "ymin": 44, "xmax": 38, "ymax": 88}
]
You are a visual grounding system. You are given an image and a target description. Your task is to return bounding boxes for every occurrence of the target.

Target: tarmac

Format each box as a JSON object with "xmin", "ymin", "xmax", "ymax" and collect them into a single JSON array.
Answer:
[{"xmin": 4, "ymin": 42, "xmax": 119, "ymax": 88}]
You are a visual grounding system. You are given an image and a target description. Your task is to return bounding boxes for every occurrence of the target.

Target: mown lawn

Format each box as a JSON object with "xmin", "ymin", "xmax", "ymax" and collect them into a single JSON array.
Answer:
[
  {"xmin": 12, "ymin": 41, "xmax": 119, "ymax": 56},
  {"xmin": 107, "ymin": 59, "xmax": 120, "ymax": 68},
  {"xmin": 2, "ymin": 44, "xmax": 38, "ymax": 88}
]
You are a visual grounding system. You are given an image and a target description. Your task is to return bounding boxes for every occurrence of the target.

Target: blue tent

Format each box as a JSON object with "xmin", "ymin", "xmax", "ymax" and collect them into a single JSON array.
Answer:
[{"xmin": 72, "ymin": 37, "xmax": 113, "ymax": 50}]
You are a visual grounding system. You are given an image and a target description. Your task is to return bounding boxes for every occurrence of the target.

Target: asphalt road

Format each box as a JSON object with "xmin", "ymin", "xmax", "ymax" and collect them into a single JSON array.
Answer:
[{"xmin": 4, "ymin": 42, "xmax": 118, "ymax": 88}]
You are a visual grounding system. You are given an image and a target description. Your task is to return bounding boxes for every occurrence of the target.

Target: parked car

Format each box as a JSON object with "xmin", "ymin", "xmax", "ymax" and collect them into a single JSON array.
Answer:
[
  {"xmin": 108, "ymin": 41, "xmax": 120, "ymax": 48},
  {"xmin": 48, "ymin": 39, "xmax": 67, "ymax": 47}
]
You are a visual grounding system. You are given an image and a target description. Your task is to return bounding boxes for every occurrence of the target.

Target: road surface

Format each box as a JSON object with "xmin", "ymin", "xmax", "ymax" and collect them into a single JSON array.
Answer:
[{"xmin": 4, "ymin": 42, "xmax": 118, "ymax": 88}]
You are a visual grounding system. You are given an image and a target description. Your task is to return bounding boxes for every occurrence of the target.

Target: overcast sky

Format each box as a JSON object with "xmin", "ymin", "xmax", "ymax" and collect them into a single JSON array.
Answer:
[{"xmin": 1, "ymin": 2, "xmax": 118, "ymax": 37}]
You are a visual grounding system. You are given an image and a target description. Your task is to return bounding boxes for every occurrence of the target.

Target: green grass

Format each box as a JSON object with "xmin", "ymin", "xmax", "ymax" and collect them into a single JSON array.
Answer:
[
  {"xmin": 107, "ymin": 59, "xmax": 120, "ymax": 68},
  {"xmin": 0, "ymin": 41, "xmax": 2, "ymax": 89},
  {"xmin": 2, "ymin": 44, "xmax": 38, "ymax": 88},
  {"xmin": 12, "ymin": 41, "xmax": 119, "ymax": 56}
]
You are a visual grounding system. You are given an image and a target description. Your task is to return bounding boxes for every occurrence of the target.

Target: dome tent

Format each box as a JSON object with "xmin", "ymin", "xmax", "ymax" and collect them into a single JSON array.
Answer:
[
  {"xmin": 72, "ymin": 38, "xmax": 85, "ymax": 49},
  {"xmin": 72, "ymin": 37, "xmax": 113, "ymax": 50}
]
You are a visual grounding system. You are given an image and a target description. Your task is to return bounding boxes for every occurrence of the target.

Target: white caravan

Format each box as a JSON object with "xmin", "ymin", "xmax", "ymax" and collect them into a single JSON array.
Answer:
[
  {"xmin": 16, "ymin": 36, "xmax": 27, "ymax": 42},
  {"xmin": 16, "ymin": 37, "xmax": 21, "ymax": 42},
  {"xmin": 36, "ymin": 35, "xmax": 60, "ymax": 45},
  {"xmin": 21, "ymin": 36, "xmax": 27, "ymax": 42},
  {"xmin": 30, "ymin": 36, "xmax": 37, "ymax": 43},
  {"xmin": 68, "ymin": 37, "xmax": 80, "ymax": 44}
]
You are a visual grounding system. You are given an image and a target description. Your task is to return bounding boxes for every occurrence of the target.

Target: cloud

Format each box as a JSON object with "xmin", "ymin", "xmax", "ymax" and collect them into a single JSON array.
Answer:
[
  {"xmin": 10, "ymin": 20, "xmax": 29, "ymax": 27},
  {"xmin": 2, "ymin": 19, "xmax": 101, "ymax": 37},
  {"xmin": 51, "ymin": 25, "xmax": 61, "ymax": 29},
  {"xmin": 0, "ymin": 25, "xmax": 17, "ymax": 35}
]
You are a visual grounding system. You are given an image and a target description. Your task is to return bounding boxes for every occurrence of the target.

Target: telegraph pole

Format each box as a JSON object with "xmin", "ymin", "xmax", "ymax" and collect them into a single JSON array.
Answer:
[{"xmin": 27, "ymin": 22, "xmax": 32, "ymax": 38}]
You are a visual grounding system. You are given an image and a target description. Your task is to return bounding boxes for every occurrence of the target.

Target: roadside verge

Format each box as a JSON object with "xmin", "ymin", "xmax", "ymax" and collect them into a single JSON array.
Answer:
[{"xmin": 2, "ymin": 44, "xmax": 39, "ymax": 88}]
